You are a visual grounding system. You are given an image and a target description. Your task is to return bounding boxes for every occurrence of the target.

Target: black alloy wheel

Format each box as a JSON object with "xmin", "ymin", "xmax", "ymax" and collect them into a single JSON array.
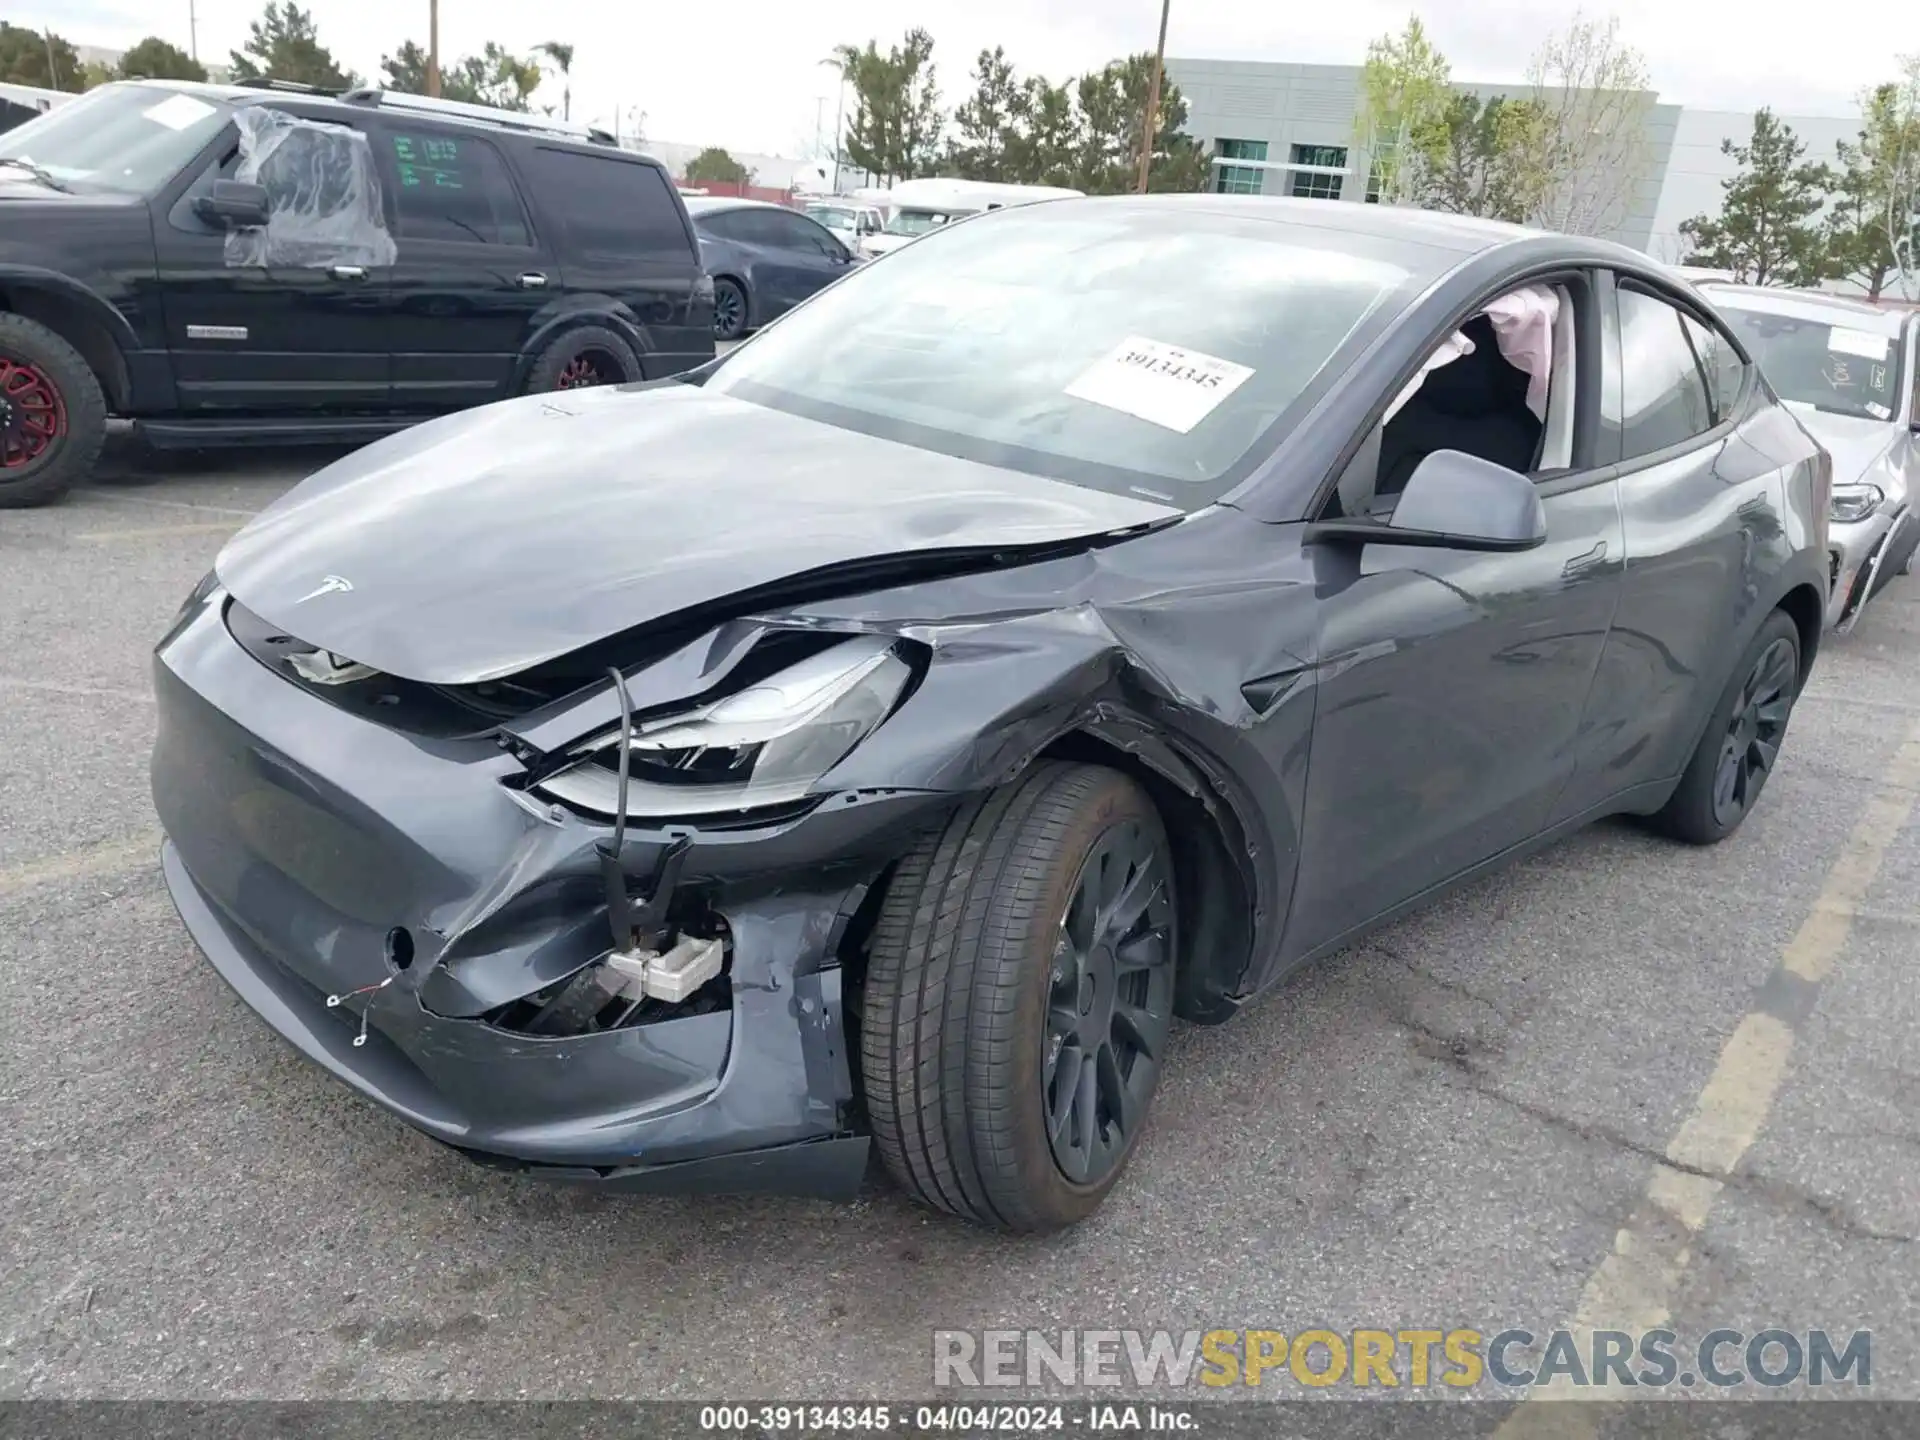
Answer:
[
  {"xmin": 1649, "ymin": 607, "xmax": 1801, "ymax": 844},
  {"xmin": 713, "ymin": 279, "xmax": 748, "ymax": 341},
  {"xmin": 862, "ymin": 762, "xmax": 1179, "ymax": 1232},
  {"xmin": 1042, "ymin": 817, "xmax": 1175, "ymax": 1185},
  {"xmin": 1711, "ymin": 633, "xmax": 1796, "ymax": 829}
]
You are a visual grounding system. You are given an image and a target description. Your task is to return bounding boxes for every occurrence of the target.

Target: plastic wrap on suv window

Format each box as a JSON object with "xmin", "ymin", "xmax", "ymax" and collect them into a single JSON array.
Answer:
[{"xmin": 226, "ymin": 107, "xmax": 397, "ymax": 269}]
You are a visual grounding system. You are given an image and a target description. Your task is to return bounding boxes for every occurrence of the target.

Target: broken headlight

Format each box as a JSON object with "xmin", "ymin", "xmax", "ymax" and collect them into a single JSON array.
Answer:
[
  {"xmin": 1830, "ymin": 483, "xmax": 1885, "ymax": 524},
  {"xmin": 537, "ymin": 634, "xmax": 912, "ymax": 819}
]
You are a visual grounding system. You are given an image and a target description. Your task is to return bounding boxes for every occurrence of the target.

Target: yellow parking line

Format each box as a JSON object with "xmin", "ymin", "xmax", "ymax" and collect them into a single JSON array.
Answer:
[
  {"xmin": 0, "ymin": 832, "xmax": 162, "ymax": 899},
  {"xmin": 1495, "ymin": 722, "xmax": 1920, "ymax": 1429},
  {"xmin": 75, "ymin": 521, "xmax": 241, "ymax": 542}
]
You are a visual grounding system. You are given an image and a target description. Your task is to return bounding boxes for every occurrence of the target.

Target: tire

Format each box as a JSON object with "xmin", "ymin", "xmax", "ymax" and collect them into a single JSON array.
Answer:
[
  {"xmin": 0, "ymin": 311, "xmax": 108, "ymax": 509},
  {"xmin": 712, "ymin": 278, "xmax": 749, "ymax": 342},
  {"xmin": 523, "ymin": 325, "xmax": 641, "ymax": 393},
  {"xmin": 861, "ymin": 762, "xmax": 1178, "ymax": 1232},
  {"xmin": 1647, "ymin": 609, "xmax": 1801, "ymax": 845}
]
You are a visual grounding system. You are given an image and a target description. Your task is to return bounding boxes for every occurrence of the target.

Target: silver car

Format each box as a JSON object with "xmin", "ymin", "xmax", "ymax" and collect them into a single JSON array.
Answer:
[{"xmin": 1704, "ymin": 284, "xmax": 1920, "ymax": 630}]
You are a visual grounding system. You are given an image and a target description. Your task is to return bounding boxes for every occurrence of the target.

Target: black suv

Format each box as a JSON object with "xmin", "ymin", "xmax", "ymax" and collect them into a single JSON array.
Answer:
[{"xmin": 0, "ymin": 78, "xmax": 715, "ymax": 506}]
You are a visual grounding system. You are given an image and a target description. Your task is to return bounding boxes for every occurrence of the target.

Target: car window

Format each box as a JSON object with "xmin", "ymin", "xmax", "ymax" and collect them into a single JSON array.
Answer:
[
  {"xmin": 1680, "ymin": 312, "xmax": 1746, "ymax": 423},
  {"xmin": 770, "ymin": 212, "xmax": 842, "ymax": 257},
  {"xmin": 0, "ymin": 82, "xmax": 230, "ymax": 194},
  {"xmin": 1615, "ymin": 287, "xmax": 1716, "ymax": 460},
  {"xmin": 1714, "ymin": 303, "xmax": 1905, "ymax": 423},
  {"xmin": 730, "ymin": 210, "xmax": 794, "ymax": 248},
  {"xmin": 520, "ymin": 148, "xmax": 694, "ymax": 261},
  {"xmin": 701, "ymin": 206, "xmax": 1415, "ymax": 507},
  {"xmin": 693, "ymin": 209, "xmax": 744, "ymax": 243},
  {"xmin": 380, "ymin": 128, "xmax": 531, "ymax": 247}
]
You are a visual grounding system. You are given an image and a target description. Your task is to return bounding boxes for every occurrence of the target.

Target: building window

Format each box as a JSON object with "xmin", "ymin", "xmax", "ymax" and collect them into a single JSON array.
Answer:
[
  {"xmin": 1364, "ymin": 141, "xmax": 1394, "ymax": 204},
  {"xmin": 1289, "ymin": 143, "xmax": 1346, "ymax": 201},
  {"xmin": 1214, "ymin": 138, "xmax": 1267, "ymax": 196}
]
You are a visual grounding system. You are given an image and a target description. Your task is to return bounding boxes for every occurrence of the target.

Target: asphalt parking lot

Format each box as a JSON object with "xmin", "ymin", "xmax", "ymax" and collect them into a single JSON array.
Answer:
[{"xmin": 4, "ymin": 445, "xmax": 1919, "ymax": 1406}]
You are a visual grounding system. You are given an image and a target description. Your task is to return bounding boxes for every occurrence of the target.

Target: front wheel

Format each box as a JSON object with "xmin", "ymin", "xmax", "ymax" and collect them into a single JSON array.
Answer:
[
  {"xmin": 861, "ymin": 763, "xmax": 1177, "ymax": 1232},
  {"xmin": 0, "ymin": 311, "xmax": 107, "ymax": 509},
  {"xmin": 1648, "ymin": 609, "xmax": 1801, "ymax": 844}
]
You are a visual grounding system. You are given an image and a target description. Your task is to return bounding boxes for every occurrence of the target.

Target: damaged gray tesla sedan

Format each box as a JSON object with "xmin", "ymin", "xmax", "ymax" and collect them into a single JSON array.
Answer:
[{"xmin": 153, "ymin": 196, "xmax": 1831, "ymax": 1232}]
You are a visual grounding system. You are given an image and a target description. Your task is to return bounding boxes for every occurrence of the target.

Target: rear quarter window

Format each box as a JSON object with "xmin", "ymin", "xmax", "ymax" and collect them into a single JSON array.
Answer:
[{"xmin": 521, "ymin": 148, "xmax": 696, "ymax": 263}]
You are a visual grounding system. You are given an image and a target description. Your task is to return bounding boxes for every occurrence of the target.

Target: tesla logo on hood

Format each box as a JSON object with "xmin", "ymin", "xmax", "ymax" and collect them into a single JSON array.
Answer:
[{"xmin": 295, "ymin": 574, "xmax": 354, "ymax": 603}]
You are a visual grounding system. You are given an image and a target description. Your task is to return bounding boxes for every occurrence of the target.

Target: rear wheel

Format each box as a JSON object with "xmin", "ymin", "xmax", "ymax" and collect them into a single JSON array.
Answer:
[
  {"xmin": 524, "ymin": 325, "xmax": 640, "ymax": 393},
  {"xmin": 0, "ymin": 312, "xmax": 107, "ymax": 509},
  {"xmin": 861, "ymin": 763, "xmax": 1177, "ymax": 1232},
  {"xmin": 712, "ymin": 278, "xmax": 748, "ymax": 341},
  {"xmin": 1648, "ymin": 609, "xmax": 1801, "ymax": 844}
]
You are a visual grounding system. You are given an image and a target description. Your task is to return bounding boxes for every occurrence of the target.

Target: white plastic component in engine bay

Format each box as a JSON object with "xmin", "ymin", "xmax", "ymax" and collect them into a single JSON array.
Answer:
[{"xmin": 604, "ymin": 934, "xmax": 726, "ymax": 1004}]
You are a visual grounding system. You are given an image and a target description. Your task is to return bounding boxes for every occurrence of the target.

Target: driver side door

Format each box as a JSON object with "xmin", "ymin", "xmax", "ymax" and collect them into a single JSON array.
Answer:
[
  {"xmin": 1282, "ymin": 272, "xmax": 1626, "ymax": 959},
  {"xmin": 151, "ymin": 106, "xmax": 394, "ymax": 415}
]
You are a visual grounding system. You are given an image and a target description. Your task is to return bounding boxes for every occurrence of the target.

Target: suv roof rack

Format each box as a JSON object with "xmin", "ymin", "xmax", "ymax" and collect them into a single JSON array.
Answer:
[
  {"xmin": 338, "ymin": 87, "xmax": 617, "ymax": 146},
  {"xmin": 234, "ymin": 76, "xmax": 334, "ymax": 94}
]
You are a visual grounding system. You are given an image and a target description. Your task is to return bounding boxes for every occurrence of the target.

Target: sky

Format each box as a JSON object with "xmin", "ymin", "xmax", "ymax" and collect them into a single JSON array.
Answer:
[{"xmin": 29, "ymin": 0, "xmax": 1905, "ymax": 156}]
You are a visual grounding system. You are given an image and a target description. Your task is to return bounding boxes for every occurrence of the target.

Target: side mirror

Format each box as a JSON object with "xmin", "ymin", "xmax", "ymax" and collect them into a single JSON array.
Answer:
[
  {"xmin": 193, "ymin": 179, "xmax": 271, "ymax": 229},
  {"xmin": 1310, "ymin": 449, "xmax": 1547, "ymax": 552}
]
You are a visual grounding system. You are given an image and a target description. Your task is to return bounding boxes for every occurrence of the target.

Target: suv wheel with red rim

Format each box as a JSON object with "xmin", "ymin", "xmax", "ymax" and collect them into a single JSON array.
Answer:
[{"xmin": 0, "ymin": 311, "xmax": 108, "ymax": 509}]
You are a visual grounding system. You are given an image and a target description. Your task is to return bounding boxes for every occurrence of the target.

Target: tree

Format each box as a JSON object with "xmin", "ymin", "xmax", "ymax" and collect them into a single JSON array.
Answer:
[
  {"xmin": 1065, "ymin": 53, "xmax": 1207, "ymax": 195},
  {"xmin": 229, "ymin": 2, "xmax": 357, "ymax": 90},
  {"xmin": 1355, "ymin": 17, "xmax": 1453, "ymax": 206},
  {"xmin": 382, "ymin": 40, "xmax": 540, "ymax": 110},
  {"xmin": 830, "ymin": 29, "xmax": 942, "ymax": 185},
  {"xmin": 1679, "ymin": 109, "xmax": 1835, "ymax": 287},
  {"xmin": 948, "ymin": 47, "xmax": 1023, "ymax": 180},
  {"xmin": 1519, "ymin": 12, "xmax": 1654, "ymax": 235},
  {"xmin": 535, "ymin": 41, "xmax": 574, "ymax": 122},
  {"xmin": 683, "ymin": 147, "xmax": 751, "ymax": 186},
  {"xmin": 1005, "ymin": 77, "xmax": 1080, "ymax": 187},
  {"xmin": 117, "ymin": 37, "xmax": 208, "ymax": 83},
  {"xmin": 1825, "ymin": 61, "xmax": 1920, "ymax": 301},
  {"xmin": 0, "ymin": 23, "xmax": 82, "ymax": 91},
  {"xmin": 1414, "ymin": 94, "xmax": 1553, "ymax": 223}
]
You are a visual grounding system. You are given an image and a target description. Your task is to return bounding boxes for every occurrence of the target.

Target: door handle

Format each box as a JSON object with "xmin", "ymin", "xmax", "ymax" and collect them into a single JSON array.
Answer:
[
  {"xmin": 1562, "ymin": 540, "xmax": 1609, "ymax": 578},
  {"xmin": 516, "ymin": 272, "xmax": 548, "ymax": 290},
  {"xmin": 328, "ymin": 264, "xmax": 366, "ymax": 281}
]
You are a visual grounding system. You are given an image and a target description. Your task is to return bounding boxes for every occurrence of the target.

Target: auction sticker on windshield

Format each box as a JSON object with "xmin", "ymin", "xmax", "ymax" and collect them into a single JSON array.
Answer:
[
  {"xmin": 143, "ymin": 93, "xmax": 218, "ymax": 131},
  {"xmin": 1829, "ymin": 326, "xmax": 1892, "ymax": 361},
  {"xmin": 1065, "ymin": 336, "xmax": 1254, "ymax": 434}
]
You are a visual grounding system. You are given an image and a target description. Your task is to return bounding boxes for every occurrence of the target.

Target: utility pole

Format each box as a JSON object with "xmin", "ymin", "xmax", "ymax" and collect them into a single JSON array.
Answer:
[
  {"xmin": 42, "ymin": 27, "xmax": 62, "ymax": 89},
  {"xmin": 188, "ymin": 0, "xmax": 198, "ymax": 62},
  {"xmin": 819, "ymin": 57, "xmax": 846, "ymax": 192},
  {"xmin": 426, "ymin": 0, "xmax": 441, "ymax": 97},
  {"xmin": 1136, "ymin": 0, "xmax": 1170, "ymax": 194}
]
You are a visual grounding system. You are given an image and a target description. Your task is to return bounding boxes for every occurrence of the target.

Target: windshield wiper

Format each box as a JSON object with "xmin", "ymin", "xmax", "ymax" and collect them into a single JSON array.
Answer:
[
  {"xmin": 0, "ymin": 157, "xmax": 70, "ymax": 192},
  {"xmin": 1808, "ymin": 401, "xmax": 1881, "ymax": 421}
]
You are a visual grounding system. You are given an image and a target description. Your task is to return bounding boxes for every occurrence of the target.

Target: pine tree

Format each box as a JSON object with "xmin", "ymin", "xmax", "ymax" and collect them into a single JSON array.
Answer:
[{"xmin": 1679, "ymin": 110, "xmax": 1835, "ymax": 286}]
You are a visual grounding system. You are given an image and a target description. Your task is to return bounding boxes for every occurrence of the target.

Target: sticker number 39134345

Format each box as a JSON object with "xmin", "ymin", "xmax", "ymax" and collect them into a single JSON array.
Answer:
[{"xmin": 1065, "ymin": 336, "xmax": 1255, "ymax": 434}]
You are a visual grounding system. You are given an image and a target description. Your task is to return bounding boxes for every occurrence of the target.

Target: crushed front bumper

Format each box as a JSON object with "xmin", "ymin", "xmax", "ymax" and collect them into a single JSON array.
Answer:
[
  {"xmin": 152, "ymin": 594, "xmax": 956, "ymax": 1195},
  {"xmin": 1831, "ymin": 506, "xmax": 1917, "ymax": 631}
]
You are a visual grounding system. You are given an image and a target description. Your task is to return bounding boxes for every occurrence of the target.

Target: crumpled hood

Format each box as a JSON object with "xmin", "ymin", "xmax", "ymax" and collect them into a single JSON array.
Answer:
[
  {"xmin": 216, "ymin": 383, "xmax": 1179, "ymax": 685},
  {"xmin": 1786, "ymin": 403, "xmax": 1911, "ymax": 498}
]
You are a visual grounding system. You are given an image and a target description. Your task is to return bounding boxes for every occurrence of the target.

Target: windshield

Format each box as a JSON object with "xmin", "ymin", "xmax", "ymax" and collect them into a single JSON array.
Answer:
[
  {"xmin": 0, "ymin": 83, "xmax": 231, "ymax": 195},
  {"xmin": 1718, "ymin": 306, "xmax": 1906, "ymax": 422},
  {"xmin": 703, "ymin": 206, "xmax": 1414, "ymax": 507},
  {"xmin": 884, "ymin": 208, "xmax": 966, "ymax": 237},
  {"xmin": 807, "ymin": 206, "xmax": 855, "ymax": 229}
]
